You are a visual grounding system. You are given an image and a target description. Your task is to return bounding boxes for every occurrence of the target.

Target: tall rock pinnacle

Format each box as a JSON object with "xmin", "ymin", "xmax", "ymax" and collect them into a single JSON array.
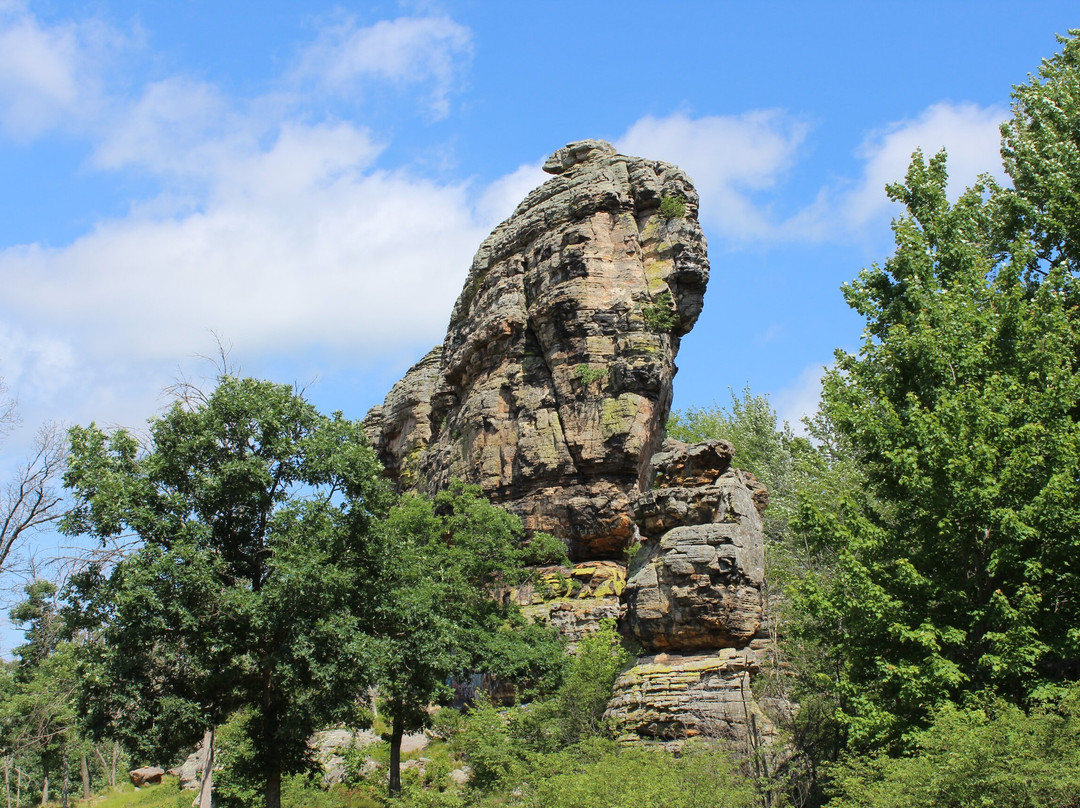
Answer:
[
  {"xmin": 365, "ymin": 139, "xmax": 777, "ymax": 748},
  {"xmin": 364, "ymin": 139, "xmax": 709, "ymax": 560}
]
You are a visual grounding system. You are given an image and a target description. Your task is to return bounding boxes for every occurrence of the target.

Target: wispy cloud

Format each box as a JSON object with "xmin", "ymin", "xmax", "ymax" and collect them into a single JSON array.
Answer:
[
  {"xmin": 618, "ymin": 111, "xmax": 810, "ymax": 242},
  {"xmin": 0, "ymin": 6, "xmax": 489, "ymax": 432},
  {"xmin": 842, "ymin": 101, "xmax": 1007, "ymax": 228},
  {"xmin": 292, "ymin": 15, "xmax": 473, "ymax": 118},
  {"xmin": 775, "ymin": 361, "xmax": 829, "ymax": 434},
  {"xmin": 618, "ymin": 103, "xmax": 1007, "ymax": 246},
  {"xmin": 0, "ymin": 1, "xmax": 120, "ymax": 138}
]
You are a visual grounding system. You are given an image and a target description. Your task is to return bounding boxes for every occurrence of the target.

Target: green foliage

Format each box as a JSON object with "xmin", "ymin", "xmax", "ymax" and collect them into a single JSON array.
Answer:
[
  {"xmin": 518, "ymin": 531, "xmax": 568, "ymax": 567},
  {"xmin": 457, "ymin": 698, "xmax": 517, "ymax": 791},
  {"xmin": 547, "ymin": 623, "xmax": 628, "ymax": 745},
  {"xmin": 469, "ymin": 738, "xmax": 756, "ymax": 808},
  {"xmin": 572, "ymin": 364, "xmax": 607, "ymax": 385},
  {"xmin": 0, "ymin": 579, "xmax": 92, "ymax": 805},
  {"xmin": 89, "ymin": 777, "xmax": 191, "ymax": 808},
  {"xmin": 377, "ymin": 481, "xmax": 565, "ymax": 794},
  {"xmin": 641, "ymin": 290, "xmax": 678, "ymax": 332},
  {"xmin": 214, "ymin": 707, "xmax": 265, "ymax": 808},
  {"xmin": 824, "ymin": 686, "xmax": 1080, "ymax": 807},
  {"xmin": 471, "ymin": 622, "xmax": 628, "ymax": 761},
  {"xmin": 659, "ymin": 195, "xmax": 687, "ymax": 220},
  {"xmin": 1001, "ymin": 29, "xmax": 1080, "ymax": 267},
  {"xmin": 788, "ymin": 32, "xmax": 1080, "ymax": 755},
  {"xmin": 61, "ymin": 375, "xmax": 393, "ymax": 808}
]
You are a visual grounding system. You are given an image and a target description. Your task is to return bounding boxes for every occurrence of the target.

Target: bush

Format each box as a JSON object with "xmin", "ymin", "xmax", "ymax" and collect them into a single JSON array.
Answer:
[
  {"xmin": 481, "ymin": 739, "xmax": 756, "ymax": 808},
  {"xmin": 641, "ymin": 290, "xmax": 678, "ymax": 333},
  {"xmin": 824, "ymin": 687, "xmax": 1080, "ymax": 807},
  {"xmin": 659, "ymin": 195, "xmax": 686, "ymax": 220},
  {"xmin": 573, "ymin": 364, "xmax": 607, "ymax": 385}
]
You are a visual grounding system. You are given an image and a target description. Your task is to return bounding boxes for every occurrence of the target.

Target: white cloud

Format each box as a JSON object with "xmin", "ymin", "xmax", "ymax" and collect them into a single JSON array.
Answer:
[
  {"xmin": 473, "ymin": 161, "xmax": 547, "ymax": 229},
  {"xmin": 93, "ymin": 77, "xmax": 234, "ymax": 176},
  {"xmin": 1, "ymin": 146, "xmax": 487, "ymax": 362},
  {"xmin": 294, "ymin": 15, "xmax": 472, "ymax": 118},
  {"xmin": 775, "ymin": 362, "xmax": 828, "ymax": 434},
  {"xmin": 0, "ymin": 325, "xmax": 77, "ymax": 404},
  {"xmin": 843, "ymin": 101, "xmax": 1007, "ymax": 228},
  {"xmin": 618, "ymin": 112, "xmax": 809, "ymax": 242},
  {"xmin": 0, "ymin": 2, "xmax": 117, "ymax": 138},
  {"xmin": 617, "ymin": 103, "xmax": 1007, "ymax": 246},
  {"xmin": 0, "ymin": 9, "xmax": 496, "ymax": 435}
]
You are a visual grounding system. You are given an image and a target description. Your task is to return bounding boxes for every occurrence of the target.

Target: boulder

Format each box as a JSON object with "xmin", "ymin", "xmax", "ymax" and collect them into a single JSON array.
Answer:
[
  {"xmin": 129, "ymin": 766, "xmax": 164, "ymax": 787},
  {"xmin": 604, "ymin": 645, "xmax": 777, "ymax": 745},
  {"xmin": 624, "ymin": 469, "xmax": 766, "ymax": 651}
]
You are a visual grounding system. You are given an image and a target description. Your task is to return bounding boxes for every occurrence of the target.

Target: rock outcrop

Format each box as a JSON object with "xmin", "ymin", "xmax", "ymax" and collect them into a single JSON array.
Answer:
[
  {"xmin": 365, "ymin": 140, "xmax": 775, "ymax": 747},
  {"xmin": 604, "ymin": 439, "xmax": 776, "ymax": 744},
  {"xmin": 623, "ymin": 439, "xmax": 766, "ymax": 651},
  {"xmin": 512, "ymin": 560, "xmax": 626, "ymax": 648},
  {"xmin": 364, "ymin": 139, "xmax": 708, "ymax": 560}
]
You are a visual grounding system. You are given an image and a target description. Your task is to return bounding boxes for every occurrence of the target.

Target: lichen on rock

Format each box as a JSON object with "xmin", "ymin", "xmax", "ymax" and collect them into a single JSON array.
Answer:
[
  {"xmin": 363, "ymin": 140, "xmax": 777, "ymax": 748},
  {"xmin": 364, "ymin": 139, "xmax": 709, "ymax": 560}
]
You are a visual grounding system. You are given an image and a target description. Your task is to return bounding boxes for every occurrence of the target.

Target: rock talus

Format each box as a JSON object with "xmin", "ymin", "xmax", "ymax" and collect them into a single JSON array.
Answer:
[{"xmin": 365, "ymin": 140, "xmax": 775, "ymax": 747}]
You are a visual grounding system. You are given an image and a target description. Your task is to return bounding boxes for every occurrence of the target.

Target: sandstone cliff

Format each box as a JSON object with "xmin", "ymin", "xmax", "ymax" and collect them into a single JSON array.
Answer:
[
  {"xmin": 364, "ymin": 140, "xmax": 774, "ymax": 747},
  {"xmin": 605, "ymin": 438, "xmax": 776, "ymax": 745},
  {"xmin": 364, "ymin": 139, "xmax": 708, "ymax": 560}
]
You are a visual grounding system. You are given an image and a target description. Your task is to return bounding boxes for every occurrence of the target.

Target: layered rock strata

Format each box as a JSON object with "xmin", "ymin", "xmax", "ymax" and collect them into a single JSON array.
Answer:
[
  {"xmin": 365, "ymin": 140, "xmax": 774, "ymax": 746},
  {"xmin": 604, "ymin": 439, "xmax": 776, "ymax": 744},
  {"xmin": 364, "ymin": 139, "xmax": 708, "ymax": 560},
  {"xmin": 511, "ymin": 560, "xmax": 626, "ymax": 648}
]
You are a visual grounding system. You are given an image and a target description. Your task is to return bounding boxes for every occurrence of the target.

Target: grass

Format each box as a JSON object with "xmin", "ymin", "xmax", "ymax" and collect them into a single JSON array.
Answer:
[{"xmin": 83, "ymin": 777, "xmax": 189, "ymax": 808}]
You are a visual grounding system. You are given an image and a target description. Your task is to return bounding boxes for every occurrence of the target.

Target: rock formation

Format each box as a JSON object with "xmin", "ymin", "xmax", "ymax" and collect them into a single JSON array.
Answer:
[
  {"xmin": 364, "ymin": 139, "xmax": 708, "ymax": 560},
  {"xmin": 604, "ymin": 439, "xmax": 776, "ymax": 744},
  {"xmin": 364, "ymin": 140, "xmax": 774, "ymax": 746}
]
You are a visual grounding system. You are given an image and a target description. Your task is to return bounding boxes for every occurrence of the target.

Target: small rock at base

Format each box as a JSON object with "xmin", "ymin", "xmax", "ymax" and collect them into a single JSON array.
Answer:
[{"xmin": 129, "ymin": 766, "xmax": 165, "ymax": 787}]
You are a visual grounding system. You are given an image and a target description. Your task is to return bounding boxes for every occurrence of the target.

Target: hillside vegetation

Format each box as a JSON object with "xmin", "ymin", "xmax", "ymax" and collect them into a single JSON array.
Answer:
[{"xmin": 4, "ymin": 28, "xmax": 1080, "ymax": 808}]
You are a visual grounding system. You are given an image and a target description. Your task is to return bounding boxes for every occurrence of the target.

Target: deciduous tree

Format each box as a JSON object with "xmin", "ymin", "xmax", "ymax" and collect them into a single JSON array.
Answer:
[{"xmin": 62, "ymin": 376, "xmax": 393, "ymax": 808}]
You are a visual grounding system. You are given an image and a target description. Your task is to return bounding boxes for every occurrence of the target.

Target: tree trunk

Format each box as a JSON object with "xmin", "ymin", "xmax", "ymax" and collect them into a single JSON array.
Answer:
[
  {"xmin": 61, "ymin": 753, "xmax": 69, "ymax": 808},
  {"xmin": 4, "ymin": 756, "xmax": 9, "ymax": 808},
  {"xmin": 39, "ymin": 764, "xmax": 47, "ymax": 807},
  {"xmin": 80, "ymin": 755, "xmax": 90, "ymax": 800},
  {"xmin": 92, "ymin": 746, "xmax": 110, "ymax": 790},
  {"xmin": 265, "ymin": 768, "xmax": 281, "ymax": 808},
  {"xmin": 388, "ymin": 713, "xmax": 404, "ymax": 797},
  {"xmin": 197, "ymin": 727, "xmax": 215, "ymax": 808}
]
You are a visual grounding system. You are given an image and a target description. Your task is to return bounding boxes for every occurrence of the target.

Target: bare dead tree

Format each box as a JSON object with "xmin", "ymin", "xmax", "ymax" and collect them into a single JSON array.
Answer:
[{"xmin": 1, "ymin": 421, "xmax": 67, "ymax": 575}]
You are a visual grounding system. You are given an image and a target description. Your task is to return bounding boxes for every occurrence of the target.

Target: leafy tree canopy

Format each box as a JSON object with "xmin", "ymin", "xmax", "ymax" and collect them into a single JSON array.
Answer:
[
  {"xmin": 790, "ymin": 30, "xmax": 1080, "ymax": 754},
  {"xmin": 61, "ymin": 375, "xmax": 394, "ymax": 808}
]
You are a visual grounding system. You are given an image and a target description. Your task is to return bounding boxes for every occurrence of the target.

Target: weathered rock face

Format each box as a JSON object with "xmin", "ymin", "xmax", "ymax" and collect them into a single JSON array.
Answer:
[
  {"xmin": 605, "ymin": 643, "xmax": 777, "ymax": 745},
  {"xmin": 513, "ymin": 561, "xmax": 626, "ymax": 647},
  {"xmin": 364, "ymin": 139, "xmax": 709, "ymax": 559},
  {"xmin": 624, "ymin": 439, "xmax": 767, "ymax": 651},
  {"xmin": 365, "ymin": 140, "xmax": 776, "ymax": 748},
  {"xmin": 605, "ymin": 438, "xmax": 775, "ymax": 743}
]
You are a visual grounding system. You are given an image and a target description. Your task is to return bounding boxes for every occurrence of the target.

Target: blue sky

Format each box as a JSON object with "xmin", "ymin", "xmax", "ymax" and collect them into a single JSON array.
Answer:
[{"xmin": 0, "ymin": 0, "xmax": 1076, "ymax": 632}]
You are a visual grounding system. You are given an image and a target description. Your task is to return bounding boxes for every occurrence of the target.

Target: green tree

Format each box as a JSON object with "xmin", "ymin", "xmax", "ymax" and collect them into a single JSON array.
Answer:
[
  {"xmin": 825, "ymin": 685, "xmax": 1080, "ymax": 808},
  {"xmin": 792, "ymin": 33, "xmax": 1080, "ymax": 754},
  {"xmin": 61, "ymin": 376, "xmax": 394, "ymax": 808},
  {"xmin": 378, "ymin": 481, "xmax": 565, "ymax": 797},
  {"xmin": 0, "ymin": 580, "xmax": 82, "ymax": 807}
]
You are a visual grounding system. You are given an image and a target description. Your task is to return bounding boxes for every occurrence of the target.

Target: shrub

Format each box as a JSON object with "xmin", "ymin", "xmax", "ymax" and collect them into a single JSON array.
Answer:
[
  {"xmin": 573, "ymin": 364, "xmax": 607, "ymax": 385},
  {"xmin": 824, "ymin": 687, "xmax": 1080, "ymax": 807},
  {"xmin": 641, "ymin": 290, "xmax": 678, "ymax": 333},
  {"xmin": 659, "ymin": 195, "xmax": 686, "ymax": 220}
]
